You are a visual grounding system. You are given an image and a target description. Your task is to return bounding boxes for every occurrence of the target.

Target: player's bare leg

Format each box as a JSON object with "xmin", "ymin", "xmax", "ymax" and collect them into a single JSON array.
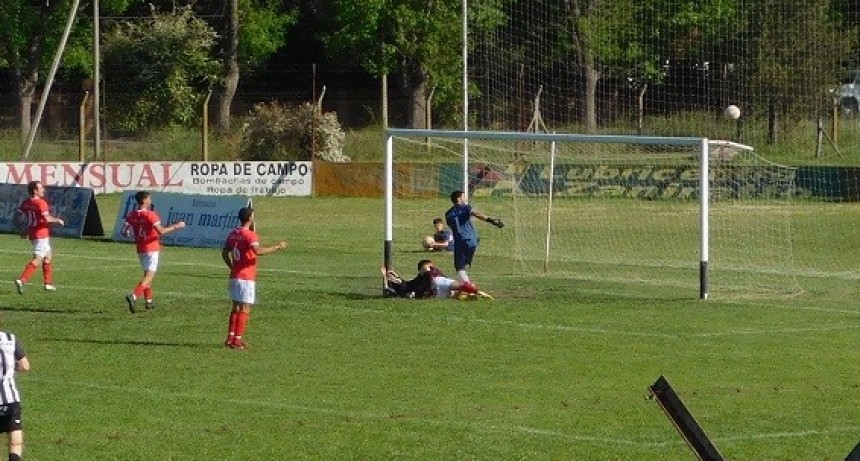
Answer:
[{"xmin": 9, "ymin": 429, "xmax": 23, "ymax": 461}]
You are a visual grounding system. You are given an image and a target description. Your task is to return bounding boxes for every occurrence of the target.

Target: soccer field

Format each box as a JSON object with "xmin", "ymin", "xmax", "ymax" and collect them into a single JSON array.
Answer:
[{"xmin": 1, "ymin": 195, "xmax": 859, "ymax": 460}]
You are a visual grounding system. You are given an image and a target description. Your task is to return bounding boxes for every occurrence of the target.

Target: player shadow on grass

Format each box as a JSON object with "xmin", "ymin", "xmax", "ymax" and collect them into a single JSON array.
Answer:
[
  {"xmin": 0, "ymin": 305, "xmax": 95, "ymax": 315},
  {"xmin": 39, "ymin": 337, "xmax": 208, "ymax": 348},
  {"xmin": 336, "ymin": 291, "xmax": 383, "ymax": 300}
]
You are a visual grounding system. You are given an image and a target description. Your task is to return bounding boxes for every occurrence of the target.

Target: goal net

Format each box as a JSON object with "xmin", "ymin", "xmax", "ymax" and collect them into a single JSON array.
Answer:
[{"xmin": 384, "ymin": 129, "xmax": 801, "ymax": 298}]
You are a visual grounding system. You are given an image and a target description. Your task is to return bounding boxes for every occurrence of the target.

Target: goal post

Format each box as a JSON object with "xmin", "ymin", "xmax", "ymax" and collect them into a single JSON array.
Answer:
[{"xmin": 384, "ymin": 129, "xmax": 791, "ymax": 299}]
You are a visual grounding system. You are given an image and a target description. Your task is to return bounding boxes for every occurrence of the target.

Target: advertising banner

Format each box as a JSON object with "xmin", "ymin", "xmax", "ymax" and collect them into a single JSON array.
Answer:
[
  {"xmin": 463, "ymin": 163, "xmax": 797, "ymax": 200},
  {"xmin": 0, "ymin": 184, "xmax": 104, "ymax": 238},
  {"xmin": 112, "ymin": 191, "xmax": 251, "ymax": 248},
  {"xmin": 0, "ymin": 161, "xmax": 312, "ymax": 196}
]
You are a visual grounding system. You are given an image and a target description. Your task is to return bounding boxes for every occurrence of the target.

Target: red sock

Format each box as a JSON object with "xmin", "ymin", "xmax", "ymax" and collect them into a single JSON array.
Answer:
[
  {"xmin": 19, "ymin": 263, "xmax": 37, "ymax": 283},
  {"xmin": 226, "ymin": 311, "xmax": 238, "ymax": 342},
  {"xmin": 42, "ymin": 261, "xmax": 53, "ymax": 284},
  {"xmin": 133, "ymin": 284, "xmax": 146, "ymax": 298},
  {"xmin": 236, "ymin": 311, "xmax": 250, "ymax": 337},
  {"xmin": 460, "ymin": 281, "xmax": 478, "ymax": 294},
  {"xmin": 144, "ymin": 286, "xmax": 153, "ymax": 302}
]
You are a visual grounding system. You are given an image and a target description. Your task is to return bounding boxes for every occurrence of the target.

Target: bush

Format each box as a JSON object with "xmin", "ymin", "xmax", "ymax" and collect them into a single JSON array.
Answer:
[
  {"xmin": 240, "ymin": 102, "xmax": 349, "ymax": 162},
  {"xmin": 101, "ymin": 6, "xmax": 219, "ymax": 136}
]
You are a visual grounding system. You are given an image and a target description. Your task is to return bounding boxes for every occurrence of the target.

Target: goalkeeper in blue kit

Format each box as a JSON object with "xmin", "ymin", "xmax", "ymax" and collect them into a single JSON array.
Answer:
[{"xmin": 444, "ymin": 190, "xmax": 504, "ymax": 293}]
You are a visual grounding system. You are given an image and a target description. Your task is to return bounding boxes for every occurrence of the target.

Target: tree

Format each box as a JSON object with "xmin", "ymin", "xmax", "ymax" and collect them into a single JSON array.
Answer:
[
  {"xmin": 101, "ymin": 6, "xmax": 220, "ymax": 134},
  {"xmin": 832, "ymin": 0, "xmax": 860, "ymax": 66},
  {"xmin": 741, "ymin": 0, "xmax": 853, "ymax": 141},
  {"xmin": 556, "ymin": 0, "xmax": 738, "ymax": 131},
  {"xmin": 0, "ymin": 0, "xmax": 139, "ymax": 142},
  {"xmin": 216, "ymin": 0, "xmax": 297, "ymax": 135},
  {"xmin": 325, "ymin": 0, "xmax": 508, "ymax": 129},
  {"xmin": 0, "ymin": 1, "xmax": 77, "ymax": 142}
]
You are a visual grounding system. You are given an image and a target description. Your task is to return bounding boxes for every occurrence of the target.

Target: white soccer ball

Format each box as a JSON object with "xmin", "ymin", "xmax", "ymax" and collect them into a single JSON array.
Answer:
[
  {"xmin": 422, "ymin": 236, "xmax": 435, "ymax": 249},
  {"xmin": 724, "ymin": 104, "xmax": 741, "ymax": 120}
]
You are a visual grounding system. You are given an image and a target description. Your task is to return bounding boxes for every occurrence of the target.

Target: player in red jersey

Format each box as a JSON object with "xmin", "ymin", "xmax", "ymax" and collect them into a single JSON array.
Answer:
[
  {"xmin": 122, "ymin": 191, "xmax": 186, "ymax": 313},
  {"xmin": 13, "ymin": 181, "xmax": 64, "ymax": 294},
  {"xmin": 221, "ymin": 207, "xmax": 287, "ymax": 350}
]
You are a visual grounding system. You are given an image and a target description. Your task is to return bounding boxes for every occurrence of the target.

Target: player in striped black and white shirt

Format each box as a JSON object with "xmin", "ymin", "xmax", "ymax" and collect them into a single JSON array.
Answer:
[{"xmin": 0, "ymin": 330, "xmax": 30, "ymax": 461}]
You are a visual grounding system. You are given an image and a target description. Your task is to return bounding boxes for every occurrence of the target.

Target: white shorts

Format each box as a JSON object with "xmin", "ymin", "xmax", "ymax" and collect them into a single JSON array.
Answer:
[
  {"xmin": 138, "ymin": 251, "xmax": 160, "ymax": 272},
  {"xmin": 31, "ymin": 238, "xmax": 51, "ymax": 258},
  {"xmin": 432, "ymin": 276, "xmax": 456, "ymax": 299},
  {"xmin": 229, "ymin": 278, "xmax": 256, "ymax": 304}
]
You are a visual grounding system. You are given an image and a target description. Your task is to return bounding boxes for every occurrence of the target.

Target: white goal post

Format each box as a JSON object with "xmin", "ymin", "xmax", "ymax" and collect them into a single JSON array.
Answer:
[{"xmin": 384, "ymin": 129, "xmax": 770, "ymax": 299}]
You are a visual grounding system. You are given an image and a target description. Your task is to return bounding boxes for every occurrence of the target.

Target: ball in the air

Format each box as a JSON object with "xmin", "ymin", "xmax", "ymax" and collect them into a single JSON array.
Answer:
[
  {"xmin": 724, "ymin": 104, "xmax": 741, "ymax": 120},
  {"xmin": 423, "ymin": 236, "xmax": 435, "ymax": 249}
]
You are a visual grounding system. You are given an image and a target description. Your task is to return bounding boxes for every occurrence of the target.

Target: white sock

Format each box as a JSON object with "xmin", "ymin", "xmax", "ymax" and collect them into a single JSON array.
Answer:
[{"xmin": 457, "ymin": 270, "xmax": 469, "ymax": 283}]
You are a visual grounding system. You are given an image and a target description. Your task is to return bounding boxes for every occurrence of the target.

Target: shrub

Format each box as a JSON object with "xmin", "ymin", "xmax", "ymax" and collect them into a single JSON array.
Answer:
[
  {"xmin": 240, "ymin": 101, "xmax": 349, "ymax": 162},
  {"xmin": 101, "ymin": 6, "xmax": 219, "ymax": 136}
]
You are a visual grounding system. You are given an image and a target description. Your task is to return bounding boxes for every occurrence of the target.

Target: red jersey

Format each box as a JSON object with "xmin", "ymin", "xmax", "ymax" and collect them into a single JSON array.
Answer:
[
  {"xmin": 18, "ymin": 197, "xmax": 51, "ymax": 240},
  {"xmin": 224, "ymin": 227, "xmax": 259, "ymax": 281},
  {"xmin": 125, "ymin": 209, "xmax": 162, "ymax": 253}
]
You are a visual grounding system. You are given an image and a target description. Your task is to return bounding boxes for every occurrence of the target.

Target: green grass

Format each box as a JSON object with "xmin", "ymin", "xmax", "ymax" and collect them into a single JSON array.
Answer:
[{"xmin": 0, "ymin": 195, "xmax": 859, "ymax": 460}]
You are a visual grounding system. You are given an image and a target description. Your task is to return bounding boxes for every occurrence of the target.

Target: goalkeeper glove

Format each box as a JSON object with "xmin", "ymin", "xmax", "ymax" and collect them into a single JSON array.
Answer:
[{"xmin": 487, "ymin": 217, "xmax": 505, "ymax": 228}]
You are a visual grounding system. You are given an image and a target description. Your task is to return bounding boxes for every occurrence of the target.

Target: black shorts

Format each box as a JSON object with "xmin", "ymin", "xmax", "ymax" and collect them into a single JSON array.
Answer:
[
  {"xmin": 453, "ymin": 244, "xmax": 476, "ymax": 271},
  {"xmin": 0, "ymin": 403, "xmax": 23, "ymax": 433}
]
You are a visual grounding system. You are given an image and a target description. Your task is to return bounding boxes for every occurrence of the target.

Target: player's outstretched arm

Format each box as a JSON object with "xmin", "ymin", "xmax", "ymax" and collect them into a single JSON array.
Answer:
[
  {"xmin": 45, "ymin": 212, "xmax": 64, "ymax": 227},
  {"xmin": 486, "ymin": 217, "xmax": 504, "ymax": 228},
  {"xmin": 157, "ymin": 221, "xmax": 186, "ymax": 236},
  {"xmin": 257, "ymin": 241, "xmax": 288, "ymax": 256},
  {"xmin": 473, "ymin": 210, "xmax": 504, "ymax": 228}
]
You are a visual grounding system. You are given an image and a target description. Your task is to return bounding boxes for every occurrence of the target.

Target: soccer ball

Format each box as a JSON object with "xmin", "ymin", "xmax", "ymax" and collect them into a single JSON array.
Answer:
[
  {"xmin": 724, "ymin": 104, "xmax": 741, "ymax": 120},
  {"xmin": 422, "ymin": 236, "xmax": 435, "ymax": 249}
]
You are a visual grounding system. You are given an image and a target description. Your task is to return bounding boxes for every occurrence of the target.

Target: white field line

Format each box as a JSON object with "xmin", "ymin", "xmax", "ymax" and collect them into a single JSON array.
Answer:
[
  {"xmin": 25, "ymin": 376, "xmax": 860, "ymax": 448},
  {"xmin": 12, "ymin": 272, "xmax": 860, "ymax": 339},
  {"xmin": 712, "ymin": 426, "xmax": 860, "ymax": 443},
  {"xmin": 1, "ymin": 249, "xmax": 858, "ymax": 338},
  {"xmin": 16, "ymin": 376, "xmax": 671, "ymax": 449},
  {"xmin": 43, "ymin": 281, "xmax": 860, "ymax": 340},
  {"xmin": 0, "ymin": 248, "xmax": 331, "ymax": 276},
  {"xmin": 2, "ymin": 246, "xmax": 860, "ymax": 281}
]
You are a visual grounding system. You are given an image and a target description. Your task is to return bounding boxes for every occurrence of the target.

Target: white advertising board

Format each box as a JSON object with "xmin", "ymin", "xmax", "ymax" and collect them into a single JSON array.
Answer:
[
  {"xmin": 112, "ymin": 191, "xmax": 251, "ymax": 248},
  {"xmin": 0, "ymin": 161, "xmax": 312, "ymax": 196}
]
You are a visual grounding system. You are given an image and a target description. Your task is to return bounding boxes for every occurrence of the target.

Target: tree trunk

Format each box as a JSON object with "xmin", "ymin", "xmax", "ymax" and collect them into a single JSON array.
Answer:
[
  {"xmin": 16, "ymin": 20, "xmax": 48, "ymax": 145},
  {"xmin": 13, "ymin": 69, "xmax": 37, "ymax": 145},
  {"xmin": 565, "ymin": 0, "xmax": 599, "ymax": 133},
  {"xmin": 767, "ymin": 103, "xmax": 778, "ymax": 145},
  {"xmin": 405, "ymin": 65, "xmax": 428, "ymax": 129},
  {"xmin": 409, "ymin": 80, "xmax": 428, "ymax": 129},
  {"xmin": 637, "ymin": 82, "xmax": 647, "ymax": 133},
  {"xmin": 216, "ymin": 0, "xmax": 239, "ymax": 135},
  {"xmin": 583, "ymin": 64, "xmax": 599, "ymax": 132}
]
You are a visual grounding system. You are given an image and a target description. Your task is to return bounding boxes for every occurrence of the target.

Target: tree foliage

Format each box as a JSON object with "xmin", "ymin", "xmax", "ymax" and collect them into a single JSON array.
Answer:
[
  {"xmin": 2, "ymin": 0, "xmax": 860, "ymax": 137},
  {"xmin": 101, "ymin": 6, "xmax": 219, "ymax": 135},
  {"xmin": 741, "ymin": 0, "xmax": 854, "ymax": 118},
  {"xmin": 324, "ymin": 0, "xmax": 508, "ymax": 127},
  {"xmin": 236, "ymin": 0, "xmax": 297, "ymax": 68}
]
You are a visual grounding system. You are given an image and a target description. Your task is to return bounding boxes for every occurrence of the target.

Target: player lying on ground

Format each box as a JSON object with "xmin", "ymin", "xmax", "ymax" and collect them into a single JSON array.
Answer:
[{"xmin": 382, "ymin": 259, "xmax": 492, "ymax": 299}]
